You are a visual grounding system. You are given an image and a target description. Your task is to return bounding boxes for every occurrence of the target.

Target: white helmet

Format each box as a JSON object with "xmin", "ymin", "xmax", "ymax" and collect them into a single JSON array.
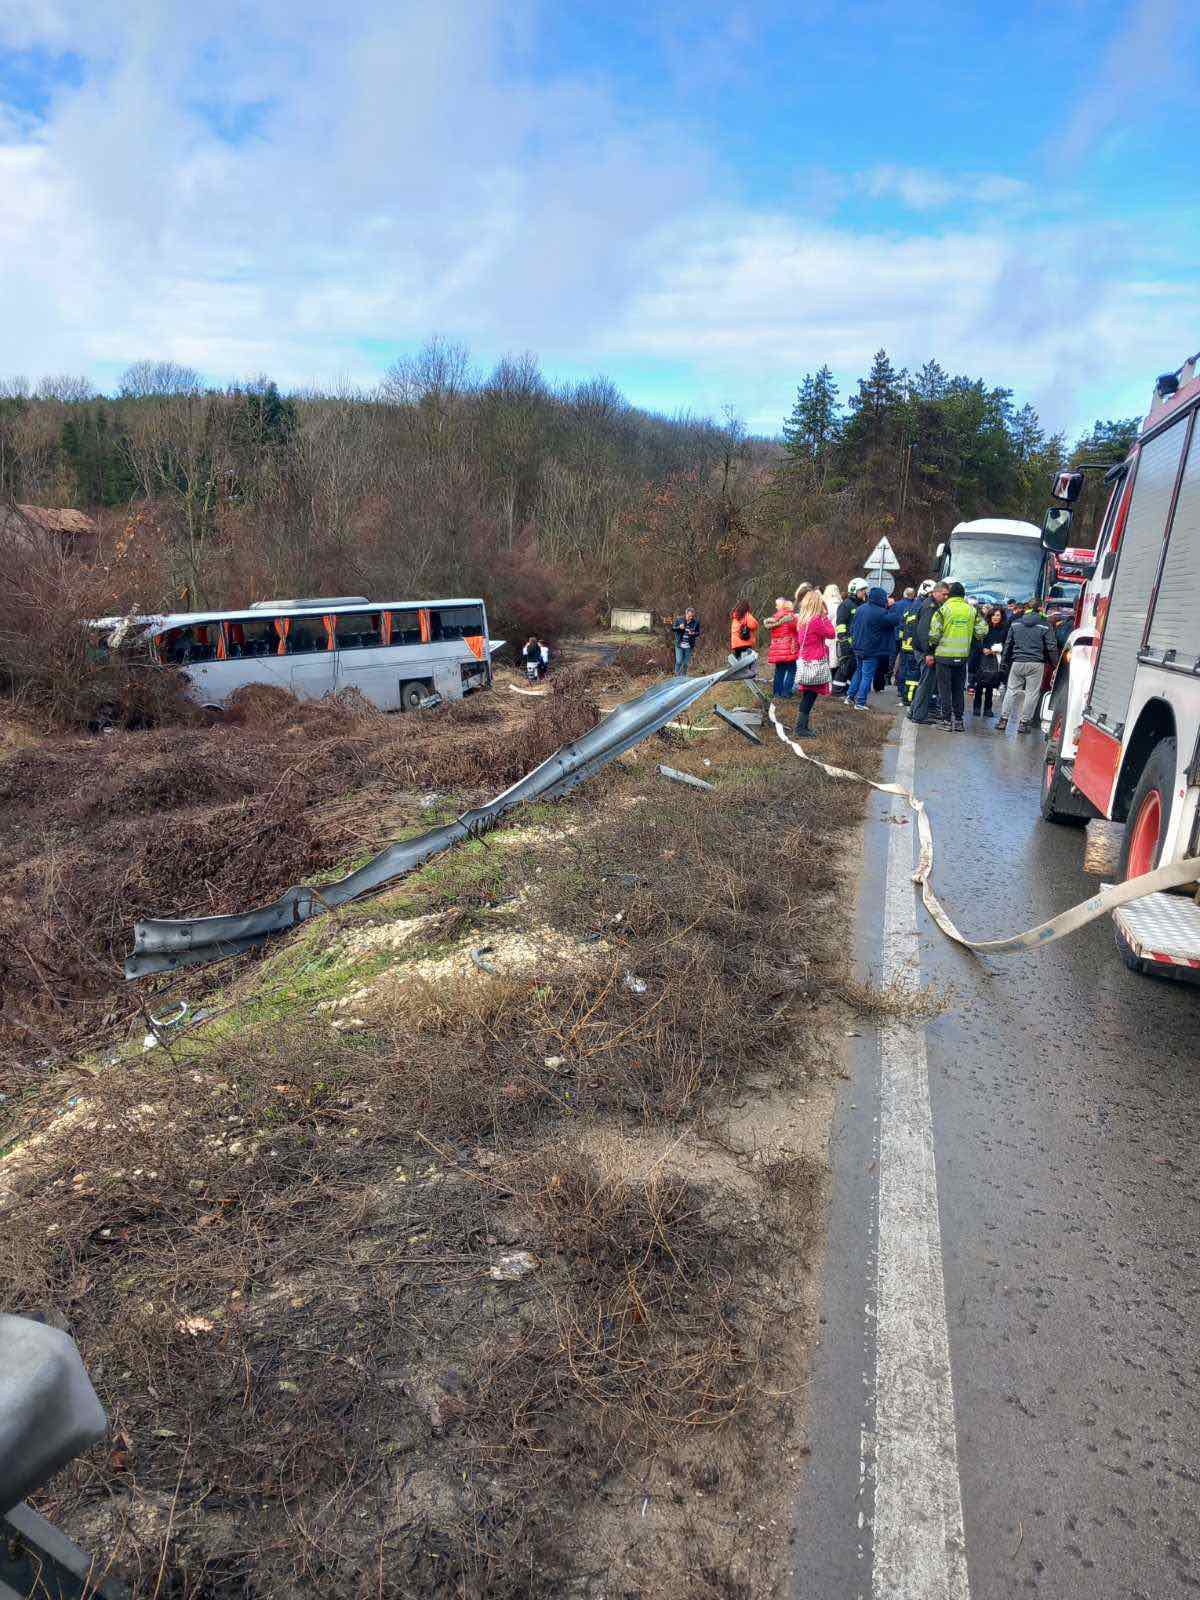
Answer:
[
  {"xmin": 849, "ymin": 577, "xmax": 869, "ymax": 594},
  {"xmin": 917, "ymin": 578, "xmax": 936, "ymax": 596}
]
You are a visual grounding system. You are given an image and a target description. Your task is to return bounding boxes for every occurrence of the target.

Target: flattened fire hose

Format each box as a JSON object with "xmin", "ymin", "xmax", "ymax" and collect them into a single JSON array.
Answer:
[
  {"xmin": 125, "ymin": 654, "xmax": 759, "ymax": 979},
  {"xmin": 765, "ymin": 702, "xmax": 1200, "ymax": 955}
]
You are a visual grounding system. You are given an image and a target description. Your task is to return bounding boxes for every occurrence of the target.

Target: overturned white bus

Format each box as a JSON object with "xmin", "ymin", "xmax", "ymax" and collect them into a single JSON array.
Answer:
[{"xmin": 88, "ymin": 596, "xmax": 498, "ymax": 712}]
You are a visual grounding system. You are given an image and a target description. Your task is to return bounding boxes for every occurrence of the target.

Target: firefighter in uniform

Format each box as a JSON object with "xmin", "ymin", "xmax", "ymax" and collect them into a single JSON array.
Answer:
[{"xmin": 833, "ymin": 578, "xmax": 868, "ymax": 692}]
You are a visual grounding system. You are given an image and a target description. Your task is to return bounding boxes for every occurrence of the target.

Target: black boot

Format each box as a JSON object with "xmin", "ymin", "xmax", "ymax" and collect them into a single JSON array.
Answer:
[{"xmin": 794, "ymin": 709, "xmax": 814, "ymax": 739}]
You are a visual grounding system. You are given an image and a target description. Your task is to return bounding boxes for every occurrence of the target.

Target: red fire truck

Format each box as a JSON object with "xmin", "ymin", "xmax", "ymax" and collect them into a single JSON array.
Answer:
[{"xmin": 1039, "ymin": 349, "xmax": 1200, "ymax": 978}]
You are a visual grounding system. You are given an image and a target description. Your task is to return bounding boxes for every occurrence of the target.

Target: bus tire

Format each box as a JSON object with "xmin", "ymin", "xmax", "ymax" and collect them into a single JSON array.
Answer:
[{"xmin": 400, "ymin": 681, "xmax": 427, "ymax": 712}]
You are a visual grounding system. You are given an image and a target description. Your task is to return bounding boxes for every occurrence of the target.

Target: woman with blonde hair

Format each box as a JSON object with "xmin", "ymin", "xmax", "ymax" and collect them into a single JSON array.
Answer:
[
  {"xmin": 794, "ymin": 581, "xmax": 813, "ymax": 607},
  {"xmin": 792, "ymin": 587, "xmax": 836, "ymax": 737}
]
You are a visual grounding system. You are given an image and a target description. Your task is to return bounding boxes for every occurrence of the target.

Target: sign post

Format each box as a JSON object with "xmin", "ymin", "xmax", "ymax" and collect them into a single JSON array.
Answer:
[{"xmin": 863, "ymin": 535, "xmax": 899, "ymax": 597}]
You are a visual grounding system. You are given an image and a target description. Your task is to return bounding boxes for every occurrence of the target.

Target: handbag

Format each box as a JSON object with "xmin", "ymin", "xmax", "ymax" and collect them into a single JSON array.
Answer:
[{"xmin": 794, "ymin": 619, "xmax": 831, "ymax": 686}]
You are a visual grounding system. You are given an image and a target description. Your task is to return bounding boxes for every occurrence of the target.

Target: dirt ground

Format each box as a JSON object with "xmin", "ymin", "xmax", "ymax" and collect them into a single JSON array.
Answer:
[{"xmin": 1, "ymin": 649, "xmax": 890, "ymax": 1599}]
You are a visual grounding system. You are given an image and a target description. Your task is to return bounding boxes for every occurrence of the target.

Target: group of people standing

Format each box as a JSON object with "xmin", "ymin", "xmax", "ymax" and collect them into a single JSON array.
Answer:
[
  {"xmin": 668, "ymin": 577, "xmax": 1064, "ymax": 743},
  {"xmin": 901, "ymin": 584, "xmax": 1062, "ymax": 732}
]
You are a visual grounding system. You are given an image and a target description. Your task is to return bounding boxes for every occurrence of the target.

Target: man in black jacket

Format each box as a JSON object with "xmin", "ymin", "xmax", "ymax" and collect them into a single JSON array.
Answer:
[
  {"xmin": 906, "ymin": 581, "xmax": 949, "ymax": 724},
  {"xmin": 995, "ymin": 606, "xmax": 1059, "ymax": 733}
]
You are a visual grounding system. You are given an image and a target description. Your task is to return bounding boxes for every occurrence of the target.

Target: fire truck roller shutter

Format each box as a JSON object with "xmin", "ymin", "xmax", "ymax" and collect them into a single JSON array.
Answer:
[
  {"xmin": 1088, "ymin": 415, "xmax": 1188, "ymax": 734},
  {"xmin": 1146, "ymin": 419, "xmax": 1200, "ymax": 669}
]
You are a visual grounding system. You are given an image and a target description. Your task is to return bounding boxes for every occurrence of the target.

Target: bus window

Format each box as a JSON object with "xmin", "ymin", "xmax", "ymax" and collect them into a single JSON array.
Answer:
[
  {"xmin": 287, "ymin": 618, "xmax": 325, "ymax": 654},
  {"xmin": 431, "ymin": 604, "xmax": 485, "ymax": 642},
  {"xmin": 158, "ymin": 623, "xmax": 219, "ymax": 664},
  {"xmin": 335, "ymin": 611, "xmax": 383, "ymax": 650},
  {"xmin": 228, "ymin": 618, "xmax": 276, "ymax": 658},
  {"xmin": 387, "ymin": 611, "xmax": 423, "ymax": 646}
]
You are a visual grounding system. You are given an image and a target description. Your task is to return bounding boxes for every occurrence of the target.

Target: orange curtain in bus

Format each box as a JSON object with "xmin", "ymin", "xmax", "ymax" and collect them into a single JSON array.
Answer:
[
  {"xmin": 274, "ymin": 617, "xmax": 291, "ymax": 656},
  {"xmin": 215, "ymin": 623, "xmax": 227, "ymax": 661},
  {"xmin": 418, "ymin": 608, "xmax": 431, "ymax": 644},
  {"xmin": 380, "ymin": 612, "xmax": 392, "ymax": 647},
  {"xmin": 323, "ymin": 615, "xmax": 336, "ymax": 650},
  {"xmin": 464, "ymin": 634, "xmax": 485, "ymax": 661}
]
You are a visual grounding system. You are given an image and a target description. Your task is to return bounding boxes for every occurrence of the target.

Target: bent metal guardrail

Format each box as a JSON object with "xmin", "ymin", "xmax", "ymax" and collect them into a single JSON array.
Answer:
[{"xmin": 125, "ymin": 653, "xmax": 758, "ymax": 979}]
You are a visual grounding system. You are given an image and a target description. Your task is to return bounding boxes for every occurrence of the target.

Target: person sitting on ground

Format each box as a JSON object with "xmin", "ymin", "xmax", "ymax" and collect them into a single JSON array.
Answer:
[
  {"xmin": 671, "ymin": 607, "xmax": 701, "ymax": 675},
  {"xmin": 791, "ymin": 588, "xmax": 837, "ymax": 738},
  {"xmin": 765, "ymin": 597, "xmax": 800, "ymax": 699},
  {"xmin": 729, "ymin": 599, "xmax": 759, "ymax": 662}
]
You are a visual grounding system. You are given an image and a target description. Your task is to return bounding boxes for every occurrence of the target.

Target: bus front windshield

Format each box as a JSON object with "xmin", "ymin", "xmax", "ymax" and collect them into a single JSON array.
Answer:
[{"xmin": 943, "ymin": 537, "xmax": 1044, "ymax": 605}]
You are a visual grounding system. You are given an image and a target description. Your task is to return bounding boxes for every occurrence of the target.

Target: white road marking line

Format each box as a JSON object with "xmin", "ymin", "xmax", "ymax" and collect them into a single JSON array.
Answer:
[{"xmin": 872, "ymin": 718, "xmax": 970, "ymax": 1600}]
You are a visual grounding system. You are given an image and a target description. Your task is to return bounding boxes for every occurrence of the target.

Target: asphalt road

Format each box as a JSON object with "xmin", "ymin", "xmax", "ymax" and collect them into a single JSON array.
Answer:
[{"xmin": 791, "ymin": 703, "xmax": 1200, "ymax": 1600}]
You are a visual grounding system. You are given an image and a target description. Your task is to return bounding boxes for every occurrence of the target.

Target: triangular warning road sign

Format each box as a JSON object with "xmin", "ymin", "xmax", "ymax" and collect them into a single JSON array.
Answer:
[{"xmin": 863, "ymin": 536, "xmax": 900, "ymax": 570}]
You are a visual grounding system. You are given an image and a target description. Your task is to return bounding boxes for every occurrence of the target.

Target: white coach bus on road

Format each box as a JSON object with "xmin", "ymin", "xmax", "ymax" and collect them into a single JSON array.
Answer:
[{"xmin": 90, "ymin": 595, "xmax": 498, "ymax": 712}]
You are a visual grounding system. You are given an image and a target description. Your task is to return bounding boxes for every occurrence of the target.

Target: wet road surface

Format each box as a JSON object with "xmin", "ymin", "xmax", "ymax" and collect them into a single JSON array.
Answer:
[{"xmin": 792, "ymin": 705, "xmax": 1200, "ymax": 1600}]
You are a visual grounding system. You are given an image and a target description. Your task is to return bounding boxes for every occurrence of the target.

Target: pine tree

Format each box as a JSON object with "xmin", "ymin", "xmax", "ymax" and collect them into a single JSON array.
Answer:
[{"xmin": 782, "ymin": 365, "xmax": 841, "ymax": 475}]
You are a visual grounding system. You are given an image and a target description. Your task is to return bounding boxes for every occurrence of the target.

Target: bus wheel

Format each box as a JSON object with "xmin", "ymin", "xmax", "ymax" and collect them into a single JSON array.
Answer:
[{"xmin": 400, "ymin": 681, "xmax": 426, "ymax": 712}]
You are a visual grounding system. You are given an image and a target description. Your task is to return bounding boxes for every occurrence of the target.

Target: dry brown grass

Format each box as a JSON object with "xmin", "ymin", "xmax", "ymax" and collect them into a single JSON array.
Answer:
[
  {"xmin": 0, "ymin": 676, "xmax": 599, "ymax": 1084},
  {"xmin": 1, "ymin": 672, "xmax": 891, "ymax": 1599}
]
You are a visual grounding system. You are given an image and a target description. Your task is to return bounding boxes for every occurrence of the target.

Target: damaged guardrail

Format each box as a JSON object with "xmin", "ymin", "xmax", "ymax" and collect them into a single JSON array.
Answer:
[{"xmin": 126, "ymin": 653, "xmax": 758, "ymax": 979}]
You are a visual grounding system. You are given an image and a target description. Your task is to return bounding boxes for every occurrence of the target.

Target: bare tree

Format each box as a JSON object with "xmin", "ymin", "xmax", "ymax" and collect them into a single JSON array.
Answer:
[
  {"xmin": 34, "ymin": 374, "xmax": 95, "ymax": 403},
  {"xmin": 119, "ymin": 360, "xmax": 204, "ymax": 399}
]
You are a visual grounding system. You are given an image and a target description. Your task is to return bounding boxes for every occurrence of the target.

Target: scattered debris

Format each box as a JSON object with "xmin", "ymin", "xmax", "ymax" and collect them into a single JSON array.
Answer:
[
  {"xmin": 658, "ymin": 763, "xmax": 714, "ymax": 792},
  {"xmin": 489, "ymin": 1250, "xmax": 539, "ymax": 1281},
  {"xmin": 623, "ymin": 972, "xmax": 648, "ymax": 995},
  {"xmin": 714, "ymin": 704, "xmax": 763, "ymax": 744}
]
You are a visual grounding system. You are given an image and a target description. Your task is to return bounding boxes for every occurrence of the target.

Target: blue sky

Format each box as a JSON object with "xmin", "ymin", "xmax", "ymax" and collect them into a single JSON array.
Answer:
[{"xmin": 1, "ymin": 0, "xmax": 1197, "ymax": 439}]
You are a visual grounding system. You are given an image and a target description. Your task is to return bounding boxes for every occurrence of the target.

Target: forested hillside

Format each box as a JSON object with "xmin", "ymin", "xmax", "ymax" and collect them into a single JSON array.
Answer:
[{"xmin": 0, "ymin": 344, "xmax": 1139, "ymax": 636}]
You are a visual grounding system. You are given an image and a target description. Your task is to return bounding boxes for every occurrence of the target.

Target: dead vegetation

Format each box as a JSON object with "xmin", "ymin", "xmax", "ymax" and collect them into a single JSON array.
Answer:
[
  {"xmin": 0, "ymin": 672, "xmax": 597, "ymax": 1086},
  {"xmin": 2, "ymin": 678, "xmax": 890, "ymax": 1599}
]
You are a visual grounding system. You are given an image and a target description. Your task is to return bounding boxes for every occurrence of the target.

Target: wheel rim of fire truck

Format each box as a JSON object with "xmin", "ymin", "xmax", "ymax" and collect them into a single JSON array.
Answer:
[
  {"xmin": 1127, "ymin": 789, "xmax": 1162, "ymax": 879},
  {"xmin": 1042, "ymin": 708, "xmax": 1064, "ymax": 800}
]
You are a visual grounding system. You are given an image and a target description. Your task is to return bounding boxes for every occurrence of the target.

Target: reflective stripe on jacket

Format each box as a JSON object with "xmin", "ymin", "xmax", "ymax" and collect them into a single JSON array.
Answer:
[{"xmin": 928, "ymin": 597, "xmax": 986, "ymax": 659}]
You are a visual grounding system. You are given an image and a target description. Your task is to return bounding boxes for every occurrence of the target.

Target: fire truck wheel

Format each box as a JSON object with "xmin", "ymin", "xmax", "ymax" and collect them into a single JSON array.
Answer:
[
  {"xmin": 1118, "ymin": 737, "xmax": 1176, "ymax": 882},
  {"xmin": 1039, "ymin": 685, "xmax": 1090, "ymax": 826}
]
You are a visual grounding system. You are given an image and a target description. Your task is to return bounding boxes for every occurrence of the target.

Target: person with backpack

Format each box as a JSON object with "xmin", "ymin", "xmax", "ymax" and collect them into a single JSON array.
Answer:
[
  {"xmin": 995, "ymin": 603, "xmax": 1059, "ymax": 733},
  {"xmin": 729, "ymin": 600, "xmax": 759, "ymax": 663},
  {"xmin": 926, "ymin": 582, "xmax": 987, "ymax": 731}
]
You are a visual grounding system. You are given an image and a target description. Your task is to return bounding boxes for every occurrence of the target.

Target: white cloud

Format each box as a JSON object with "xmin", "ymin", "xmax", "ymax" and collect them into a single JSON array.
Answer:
[
  {"xmin": 860, "ymin": 166, "xmax": 1029, "ymax": 211},
  {"xmin": 1053, "ymin": 0, "xmax": 1195, "ymax": 169},
  {"xmin": 0, "ymin": 0, "xmax": 1194, "ymax": 441}
]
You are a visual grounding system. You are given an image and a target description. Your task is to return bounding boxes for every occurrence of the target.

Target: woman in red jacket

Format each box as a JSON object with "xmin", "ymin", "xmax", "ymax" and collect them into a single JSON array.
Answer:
[
  {"xmin": 791, "ymin": 588, "xmax": 837, "ymax": 737},
  {"xmin": 765, "ymin": 597, "xmax": 800, "ymax": 699}
]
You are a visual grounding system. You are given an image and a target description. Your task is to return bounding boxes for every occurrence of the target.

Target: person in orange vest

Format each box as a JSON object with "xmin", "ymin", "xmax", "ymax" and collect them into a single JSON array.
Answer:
[{"xmin": 729, "ymin": 600, "xmax": 759, "ymax": 664}]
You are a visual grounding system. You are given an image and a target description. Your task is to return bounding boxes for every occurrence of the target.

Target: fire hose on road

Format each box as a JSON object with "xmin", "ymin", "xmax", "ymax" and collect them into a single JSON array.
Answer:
[{"xmin": 766, "ymin": 701, "xmax": 1200, "ymax": 956}]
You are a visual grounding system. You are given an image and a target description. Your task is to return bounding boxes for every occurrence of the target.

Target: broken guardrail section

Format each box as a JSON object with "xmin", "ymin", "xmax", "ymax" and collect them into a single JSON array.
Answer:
[{"xmin": 125, "ymin": 654, "xmax": 758, "ymax": 979}]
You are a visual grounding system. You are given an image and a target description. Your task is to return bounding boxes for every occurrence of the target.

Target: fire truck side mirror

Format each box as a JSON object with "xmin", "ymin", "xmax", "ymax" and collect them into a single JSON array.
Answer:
[
  {"xmin": 1051, "ymin": 469, "xmax": 1085, "ymax": 504},
  {"xmin": 1041, "ymin": 506, "xmax": 1072, "ymax": 552}
]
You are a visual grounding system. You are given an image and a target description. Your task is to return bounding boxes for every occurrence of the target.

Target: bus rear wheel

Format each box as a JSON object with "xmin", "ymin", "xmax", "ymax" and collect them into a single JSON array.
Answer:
[{"xmin": 400, "ymin": 681, "xmax": 427, "ymax": 712}]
